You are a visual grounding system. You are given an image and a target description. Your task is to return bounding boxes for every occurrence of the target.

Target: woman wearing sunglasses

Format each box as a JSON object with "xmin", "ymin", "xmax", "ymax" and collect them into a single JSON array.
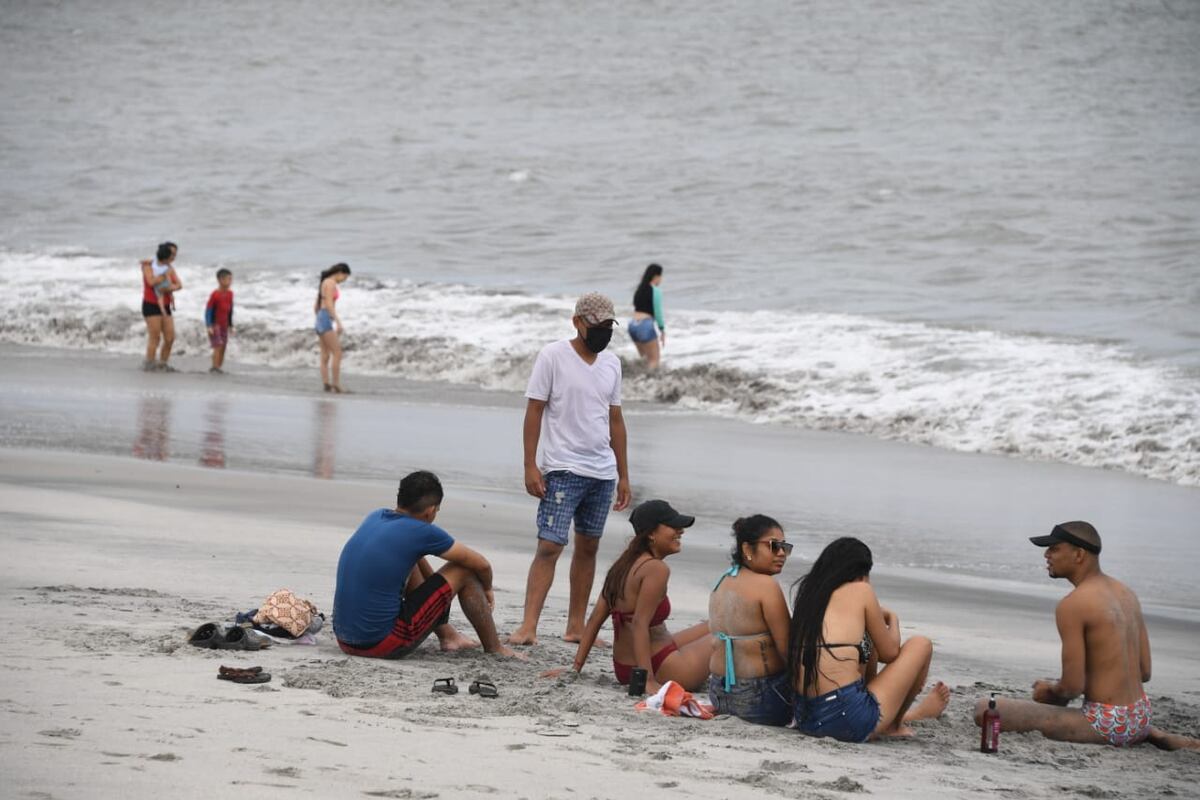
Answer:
[{"xmin": 707, "ymin": 515, "xmax": 795, "ymax": 725}]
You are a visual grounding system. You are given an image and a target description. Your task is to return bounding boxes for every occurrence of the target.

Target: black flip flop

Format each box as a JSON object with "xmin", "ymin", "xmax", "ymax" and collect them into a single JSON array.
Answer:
[
  {"xmin": 469, "ymin": 680, "xmax": 498, "ymax": 698},
  {"xmin": 432, "ymin": 677, "xmax": 459, "ymax": 695},
  {"xmin": 217, "ymin": 669, "xmax": 271, "ymax": 684},
  {"xmin": 219, "ymin": 665, "xmax": 264, "ymax": 676}
]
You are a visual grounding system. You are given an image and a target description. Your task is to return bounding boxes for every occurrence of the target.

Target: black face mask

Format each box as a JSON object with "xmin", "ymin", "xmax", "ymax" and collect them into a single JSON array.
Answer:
[{"xmin": 583, "ymin": 325, "xmax": 613, "ymax": 353}]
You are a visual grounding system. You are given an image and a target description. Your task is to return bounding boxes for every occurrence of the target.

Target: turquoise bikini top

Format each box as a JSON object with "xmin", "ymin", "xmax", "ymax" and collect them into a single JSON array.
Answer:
[{"xmin": 711, "ymin": 564, "xmax": 772, "ymax": 692}]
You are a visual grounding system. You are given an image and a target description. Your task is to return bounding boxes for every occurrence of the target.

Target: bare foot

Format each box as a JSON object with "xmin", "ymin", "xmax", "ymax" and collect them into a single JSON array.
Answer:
[
  {"xmin": 507, "ymin": 629, "xmax": 538, "ymax": 646},
  {"xmin": 438, "ymin": 631, "xmax": 480, "ymax": 653},
  {"xmin": 904, "ymin": 681, "xmax": 951, "ymax": 723},
  {"xmin": 563, "ymin": 633, "xmax": 609, "ymax": 649},
  {"xmin": 490, "ymin": 644, "xmax": 528, "ymax": 660},
  {"xmin": 877, "ymin": 724, "xmax": 916, "ymax": 738}
]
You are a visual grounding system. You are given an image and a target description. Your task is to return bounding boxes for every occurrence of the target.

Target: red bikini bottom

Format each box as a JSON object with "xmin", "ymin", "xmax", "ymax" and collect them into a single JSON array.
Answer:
[{"xmin": 613, "ymin": 639, "xmax": 679, "ymax": 685}]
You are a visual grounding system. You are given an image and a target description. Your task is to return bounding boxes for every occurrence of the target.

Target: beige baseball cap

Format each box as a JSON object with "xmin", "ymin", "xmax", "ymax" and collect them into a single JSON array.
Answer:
[{"xmin": 574, "ymin": 292, "xmax": 618, "ymax": 326}]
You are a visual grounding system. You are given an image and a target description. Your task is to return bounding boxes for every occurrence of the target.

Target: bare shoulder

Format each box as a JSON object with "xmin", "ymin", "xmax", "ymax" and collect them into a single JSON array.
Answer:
[
  {"xmin": 1057, "ymin": 581, "xmax": 1105, "ymax": 621},
  {"xmin": 740, "ymin": 570, "xmax": 783, "ymax": 599},
  {"xmin": 832, "ymin": 580, "xmax": 874, "ymax": 607},
  {"xmin": 640, "ymin": 558, "xmax": 670, "ymax": 580}
]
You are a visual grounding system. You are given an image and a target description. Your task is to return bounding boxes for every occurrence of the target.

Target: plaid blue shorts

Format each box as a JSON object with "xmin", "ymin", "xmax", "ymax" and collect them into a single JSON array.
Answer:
[{"xmin": 536, "ymin": 470, "xmax": 616, "ymax": 545}]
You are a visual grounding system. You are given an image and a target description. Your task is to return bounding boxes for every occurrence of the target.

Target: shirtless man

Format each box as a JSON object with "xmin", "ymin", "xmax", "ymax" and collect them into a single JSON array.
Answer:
[{"xmin": 974, "ymin": 521, "xmax": 1198, "ymax": 751}]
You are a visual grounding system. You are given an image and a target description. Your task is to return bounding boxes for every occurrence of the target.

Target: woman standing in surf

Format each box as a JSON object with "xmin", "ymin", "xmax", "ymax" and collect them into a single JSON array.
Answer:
[
  {"xmin": 140, "ymin": 242, "xmax": 182, "ymax": 372},
  {"xmin": 315, "ymin": 262, "xmax": 350, "ymax": 393},
  {"xmin": 629, "ymin": 263, "xmax": 666, "ymax": 368}
]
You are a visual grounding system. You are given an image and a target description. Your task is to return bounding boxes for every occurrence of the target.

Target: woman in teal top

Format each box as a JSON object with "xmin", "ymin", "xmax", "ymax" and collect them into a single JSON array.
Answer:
[
  {"xmin": 629, "ymin": 263, "xmax": 666, "ymax": 368},
  {"xmin": 707, "ymin": 514, "xmax": 793, "ymax": 725}
]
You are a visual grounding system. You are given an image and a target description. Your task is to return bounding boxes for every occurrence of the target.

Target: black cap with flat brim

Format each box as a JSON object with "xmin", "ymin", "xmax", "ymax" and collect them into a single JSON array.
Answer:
[
  {"xmin": 1030, "ymin": 522, "xmax": 1101, "ymax": 554},
  {"xmin": 629, "ymin": 499, "xmax": 695, "ymax": 534}
]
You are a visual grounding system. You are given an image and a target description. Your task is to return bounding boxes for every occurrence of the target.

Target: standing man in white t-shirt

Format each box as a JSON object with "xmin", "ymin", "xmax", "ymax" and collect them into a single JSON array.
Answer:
[{"xmin": 508, "ymin": 292, "xmax": 632, "ymax": 646}]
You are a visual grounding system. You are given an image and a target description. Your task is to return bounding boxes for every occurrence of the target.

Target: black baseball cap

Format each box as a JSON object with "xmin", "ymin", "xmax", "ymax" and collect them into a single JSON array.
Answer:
[
  {"xmin": 629, "ymin": 499, "xmax": 695, "ymax": 534},
  {"xmin": 1030, "ymin": 521, "xmax": 1101, "ymax": 555}
]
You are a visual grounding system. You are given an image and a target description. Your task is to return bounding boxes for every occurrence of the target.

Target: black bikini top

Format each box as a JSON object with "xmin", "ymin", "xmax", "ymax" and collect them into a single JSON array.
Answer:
[{"xmin": 812, "ymin": 635, "xmax": 872, "ymax": 665}]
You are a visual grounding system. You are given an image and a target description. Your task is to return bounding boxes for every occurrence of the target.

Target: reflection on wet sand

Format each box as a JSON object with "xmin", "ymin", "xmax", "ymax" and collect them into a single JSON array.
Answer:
[
  {"xmin": 312, "ymin": 399, "xmax": 338, "ymax": 479},
  {"xmin": 200, "ymin": 398, "xmax": 228, "ymax": 469},
  {"xmin": 132, "ymin": 395, "xmax": 171, "ymax": 461}
]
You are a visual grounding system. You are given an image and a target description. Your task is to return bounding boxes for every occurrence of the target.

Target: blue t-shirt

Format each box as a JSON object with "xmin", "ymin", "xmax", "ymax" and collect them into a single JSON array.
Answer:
[{"xmin": 332, "ymin": 509, "xmax": 455, "ymax": 646}]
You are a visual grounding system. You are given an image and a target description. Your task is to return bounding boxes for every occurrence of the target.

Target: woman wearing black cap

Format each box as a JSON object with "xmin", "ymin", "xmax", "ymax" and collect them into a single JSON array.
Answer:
[{"xmin": 570, "ymin": 499, "xmax": 712, "ymax": 694}]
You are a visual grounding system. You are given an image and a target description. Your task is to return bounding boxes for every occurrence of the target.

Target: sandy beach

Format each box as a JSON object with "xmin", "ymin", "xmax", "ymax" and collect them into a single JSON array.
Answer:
[
  {"xmin": 1, "ymin": 441, "xmax": 1197, "ymax": 799},
  {"xmin": 3, "ymin": 0, "xmax": 1198, "ymax": 795}
]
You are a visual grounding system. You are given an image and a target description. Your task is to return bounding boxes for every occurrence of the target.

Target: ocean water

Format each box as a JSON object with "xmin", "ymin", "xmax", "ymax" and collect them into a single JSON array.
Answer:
[{"xmin": 1, "ymin": 1, "xmax": 1198, "ymax": 485}]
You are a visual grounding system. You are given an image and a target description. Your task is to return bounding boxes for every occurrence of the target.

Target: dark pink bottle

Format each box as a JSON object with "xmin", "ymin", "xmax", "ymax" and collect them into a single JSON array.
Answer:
[{"xmin": 980, "ymin": 693, "xmax": 1001, "ymax": 753}]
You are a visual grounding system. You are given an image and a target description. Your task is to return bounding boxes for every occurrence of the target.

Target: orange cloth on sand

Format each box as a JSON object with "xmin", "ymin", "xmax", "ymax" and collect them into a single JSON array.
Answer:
[{"xmin": 635, "ymin": 680, "xmax": 714, "ymax": 720}]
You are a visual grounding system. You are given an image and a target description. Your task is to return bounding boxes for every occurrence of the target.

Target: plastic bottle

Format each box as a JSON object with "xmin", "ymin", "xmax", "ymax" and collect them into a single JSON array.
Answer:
[{"xmin": 980, "ymin": 693, "xmax": 1001, "ymax": 753}]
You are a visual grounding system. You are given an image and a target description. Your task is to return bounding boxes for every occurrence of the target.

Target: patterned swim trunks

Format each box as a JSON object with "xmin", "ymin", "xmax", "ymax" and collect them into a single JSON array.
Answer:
[{"xmin": 1082, "ymin": 693, "xmax": 1152, "ymax": 746}]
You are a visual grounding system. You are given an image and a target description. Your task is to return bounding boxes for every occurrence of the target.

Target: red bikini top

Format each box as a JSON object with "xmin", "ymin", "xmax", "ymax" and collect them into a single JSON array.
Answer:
[{"xmin": 611, "ymin": 595, "xmax": 671, "ymax": 630}]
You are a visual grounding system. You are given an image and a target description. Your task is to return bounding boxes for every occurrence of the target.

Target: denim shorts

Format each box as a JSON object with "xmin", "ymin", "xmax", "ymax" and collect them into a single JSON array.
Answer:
[
  {"xmin": 536, "ymin": 470, "xmax": 615, "ymax": 545},
  {"xmin": 315, "ymin": 309, "xmax": 334, "ymax": 335},
  {"xmin": 708, "ymin": 672, "xmax": 793, "ymax": 727},
  {"xmin": 628, "ymin": 317, "xmax": 658, "ymax": 344},
  {"xmin": 793, "ymin": 679, "xmax": 881, "ymax": 743}
]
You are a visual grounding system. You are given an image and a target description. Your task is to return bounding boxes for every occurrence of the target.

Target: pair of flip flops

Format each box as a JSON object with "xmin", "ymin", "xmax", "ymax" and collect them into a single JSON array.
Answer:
[
  {"xmin": 431, "ymin": 677, "xmax": 498, "ymax": 698},
  {"xmin": 188, "ymin": 623, "xmax": 272, "ymax": 650},
  {"xmin": 218, "ymin": 665, "xmax": 271, "ymax": 684}
]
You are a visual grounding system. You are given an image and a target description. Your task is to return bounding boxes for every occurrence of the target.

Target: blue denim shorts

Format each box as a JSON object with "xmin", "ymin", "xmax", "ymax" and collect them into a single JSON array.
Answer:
[
  {"xmin": 793, "ymin": 679, "xmax": 881, "ymax": 743},
  {"xmin": 536, "ymin": 470, "xmax": 615, "ymax": 545},
  {"xmin": 628, "ymin": 317, "xmax": 657, "ymax": 344},
  {"xmin": 708, "ymin": 672, "xmax": 793, "ymax": 727},
  {"xmin": 315, "ymin": 309, "xmax": 334, "ymax": 335}
]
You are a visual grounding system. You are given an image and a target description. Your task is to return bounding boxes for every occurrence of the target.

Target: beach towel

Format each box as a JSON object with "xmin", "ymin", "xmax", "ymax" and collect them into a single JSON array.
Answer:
[{"xmin": 635, "ymin": 680, "xmax": 715, "ymax": 720}]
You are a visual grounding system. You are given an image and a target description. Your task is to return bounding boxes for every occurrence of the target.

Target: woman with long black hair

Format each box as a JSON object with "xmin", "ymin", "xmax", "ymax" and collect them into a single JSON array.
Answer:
[
  {"xmin": 629, "ymin": 263, "xmax": 666, "ymax": 368},
  {"xmin": 571, "ymin": 499, "xmax": 711, "ymax": 694},
  {"xmin": 788, "ymin": 537, "xmax": 948, "ymax": 741},
  {"xmin": 314, "ymin": 262, "xmax": 350, "ymax": 392}
]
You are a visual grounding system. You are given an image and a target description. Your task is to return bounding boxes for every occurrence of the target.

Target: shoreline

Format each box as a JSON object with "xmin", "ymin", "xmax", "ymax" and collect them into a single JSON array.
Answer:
[{"xmin": 3, "ymin": 342, "xmax": 1198, "ymax": 613}]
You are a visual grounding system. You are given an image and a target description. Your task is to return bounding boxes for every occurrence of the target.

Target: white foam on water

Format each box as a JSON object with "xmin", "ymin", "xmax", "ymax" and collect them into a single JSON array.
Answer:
[{"xmin": 2, "ymin": 248, "xmax": 1197, "ymax": 486}]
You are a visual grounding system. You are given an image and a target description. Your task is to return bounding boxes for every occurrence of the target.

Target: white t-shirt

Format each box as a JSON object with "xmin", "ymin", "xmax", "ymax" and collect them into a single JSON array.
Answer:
[{"xmin": 525, "ymin": 339, "xmax": 622, "ymax": 480}]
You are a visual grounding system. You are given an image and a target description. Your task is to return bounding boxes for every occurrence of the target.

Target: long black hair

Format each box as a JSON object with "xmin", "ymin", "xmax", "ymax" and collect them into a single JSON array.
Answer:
[
  {"xmin": 632, "ymin": 263, "xmax": 663, "ymax": 311},
  {"xmin": 601, "ymin": 524, "xmax": 657, "ymax": 609},
  {"xmin": 639, "ymin": 263, "xmax": 663, "ymax": 287},
  {"xmin": 730, "ymin": 514, "xmax": 782, "ymax": 566},
  {"xmin": 787, "ymin": 537, "xmax": 873, "ymax": 697},
  {"xmin": 316, "ymin": 262, "xmax": 350, "ymax": 304}
]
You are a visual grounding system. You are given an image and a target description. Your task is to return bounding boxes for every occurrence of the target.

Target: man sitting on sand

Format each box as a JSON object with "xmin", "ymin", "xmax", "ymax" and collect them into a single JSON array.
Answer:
[
  {"xmin": 333, "ymin": 470, "xmax": 520, "ymax": 659},
  {"xmin": 974, "ymin": 521, "xmax": 1197, "ymax": 751}
]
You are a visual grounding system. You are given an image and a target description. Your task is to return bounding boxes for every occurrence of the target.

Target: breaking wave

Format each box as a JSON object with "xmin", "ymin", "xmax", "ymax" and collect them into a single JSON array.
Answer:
[{"xmin": 3, "ymin": 248, "xmax": 1197, "ymax": 486}]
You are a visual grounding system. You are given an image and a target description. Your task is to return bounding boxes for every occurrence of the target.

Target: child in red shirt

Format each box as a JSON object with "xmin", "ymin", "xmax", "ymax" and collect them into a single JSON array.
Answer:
[{"xmin": 205, "ymin": 269, "xmax": 235, "ymax": 373}]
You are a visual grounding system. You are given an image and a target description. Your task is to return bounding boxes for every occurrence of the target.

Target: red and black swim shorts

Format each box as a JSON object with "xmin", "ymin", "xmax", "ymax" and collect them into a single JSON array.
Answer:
[{"xmin": 337, "ymin": 574, "xmax": 453, "ymax": 659}]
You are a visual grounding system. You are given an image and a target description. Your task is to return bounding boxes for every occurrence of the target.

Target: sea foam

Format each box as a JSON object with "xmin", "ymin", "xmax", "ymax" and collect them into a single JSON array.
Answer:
[{"xmin": 2, "ymin": 249, "xmax": 1196, "ymax": 486}]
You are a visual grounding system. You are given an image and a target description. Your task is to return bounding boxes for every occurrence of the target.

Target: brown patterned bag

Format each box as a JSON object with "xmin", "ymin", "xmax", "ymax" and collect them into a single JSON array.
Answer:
[{"xmin": 253, "ymin": 589, "xmax": 319, "ymax": 637}]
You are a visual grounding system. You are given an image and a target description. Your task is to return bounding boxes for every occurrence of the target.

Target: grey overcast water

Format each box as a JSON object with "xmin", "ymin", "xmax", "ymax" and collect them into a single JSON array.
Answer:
[{"xmin": 1, "ymin": 1, "xmax": 1198, "ymax": 486}]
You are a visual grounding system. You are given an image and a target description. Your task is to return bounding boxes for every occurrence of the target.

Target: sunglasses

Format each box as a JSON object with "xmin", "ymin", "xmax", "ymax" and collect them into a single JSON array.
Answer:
[{"xmin": 758, "ymin": 539, "xmax": 793, "ymax": 556}]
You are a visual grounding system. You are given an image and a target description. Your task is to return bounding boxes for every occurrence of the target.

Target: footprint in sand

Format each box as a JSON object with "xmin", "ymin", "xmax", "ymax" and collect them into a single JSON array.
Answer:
[{"xmin": 38, "ymin": 728, "xmax": 81, "ymax": 739}]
